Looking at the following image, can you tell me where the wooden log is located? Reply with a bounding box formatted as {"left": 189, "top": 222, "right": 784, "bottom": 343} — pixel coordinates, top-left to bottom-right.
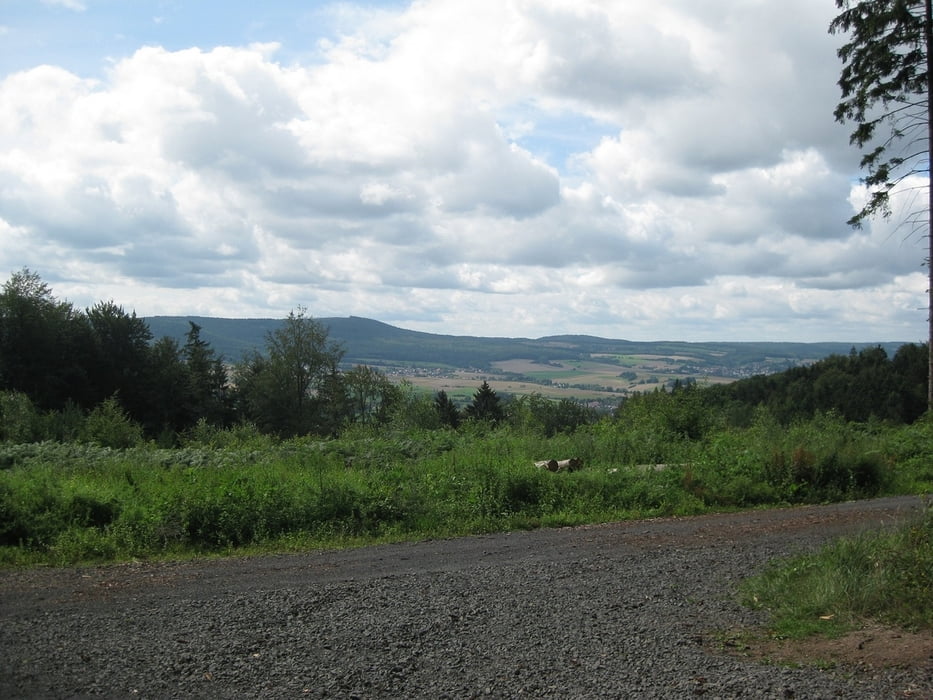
{"left": 534, "top": 458, "right": 582, "bottom": 472}
{"left": 555, "top": 457, "right": 583, "bottom": 472}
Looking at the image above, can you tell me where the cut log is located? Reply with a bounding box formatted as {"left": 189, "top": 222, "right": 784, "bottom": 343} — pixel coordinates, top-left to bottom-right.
{"left": 556, "top": 457, "right": 583, "bottom": 472}
{"left": 534, "top": 458, "right": 583, "bottom": 472}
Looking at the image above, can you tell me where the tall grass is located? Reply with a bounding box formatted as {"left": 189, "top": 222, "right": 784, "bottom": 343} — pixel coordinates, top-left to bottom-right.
{"left": 0, "top": 410, "right": 929, "bottom": 567}
{"left": 740, "top": 503, "right": 932, "bottom": 637}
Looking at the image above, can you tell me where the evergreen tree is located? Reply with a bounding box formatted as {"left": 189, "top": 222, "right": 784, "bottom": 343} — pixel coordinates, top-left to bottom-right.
{"left": 830, "top": 0, "right": 933, "bottom": 409}
{"left": 0, "top": 269, "right": 94, "bottom": 410}
{"left": 85, "top": 300, "right": 153, "bottom": 421}
{"left": 433, "top": 389, "right": 461, "bottom": 428}
{"left": 464, "top": 380, "right": 503, "bottom": 424}
{"left": 147, "top": 336, "right": 191, "bottom": 437}
{"left": 182, "top": 322, "right": 229, "bottom": 427}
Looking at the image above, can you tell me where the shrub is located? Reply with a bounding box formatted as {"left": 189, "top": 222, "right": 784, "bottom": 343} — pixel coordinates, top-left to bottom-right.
{"left": 0, "top": 391, "right": 38, "bottom": 443}
{"left": 38, "top": 402, "right": 85, "bottom": 443}
{"left": 501, "top": 471, "right": 546, "bottom": 512}
{"left": 66, "top": 493, "right": 121, "bottom": 529}
{"left": 182, "top": 419, "right": 274, "bottom": 450}
{"left": 0, "top": 476, "right": 63, "bottom": 549}
{"left": 80, "top": 396, "right": 144, "bottom": 449}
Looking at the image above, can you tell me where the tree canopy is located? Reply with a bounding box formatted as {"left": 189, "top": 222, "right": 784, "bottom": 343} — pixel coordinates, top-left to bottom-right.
{"left": 0, "top": 270, "right": 928, "bottom": 446}
{"left": 464, "top": 380, "right": 504, "bottom": 424}
{"left": 234, "top": 307, "right": 345, "bottom": 437}
{"left": 830, "top": 0, "right": 933, "bottom": 409}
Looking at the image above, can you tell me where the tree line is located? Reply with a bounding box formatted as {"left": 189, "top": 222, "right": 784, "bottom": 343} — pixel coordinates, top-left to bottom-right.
{"left": 0, "top": 270, "right": 417, "bottom": 441}
{"left": 612, "top": 342, "right": 928, "bottom": 447}
{"left": 0, "top": 269, "right": 928, "bottom": 447}
{"left": 0, "top": 270, "right": 599, "bottom": 443}
{"left": 708, "top": 344, "right": 928, "bottom": 425}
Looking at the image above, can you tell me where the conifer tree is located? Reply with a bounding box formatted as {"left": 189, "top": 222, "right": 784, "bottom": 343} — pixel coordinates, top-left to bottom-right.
{"left": 830, "top": 0, "right": 933, "bottom": 409}
{"left": 433, "top": 389, "right": 461, "bottom": 428}
{"left": 464, "top": 380, "right": 503, "bottom": 424}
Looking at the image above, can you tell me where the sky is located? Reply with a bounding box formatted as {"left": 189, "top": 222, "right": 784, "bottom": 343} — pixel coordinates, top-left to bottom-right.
{"left": 0, "top": 0, "right": 927, "bottom": 343}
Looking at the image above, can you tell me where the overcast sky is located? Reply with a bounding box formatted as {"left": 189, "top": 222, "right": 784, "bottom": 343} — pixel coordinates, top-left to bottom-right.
{"left": 0, "top": 0, "right": 927, "bottom": 342}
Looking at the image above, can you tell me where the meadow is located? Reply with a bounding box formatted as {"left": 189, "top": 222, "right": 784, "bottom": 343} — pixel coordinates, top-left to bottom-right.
{"left": 2, "top": 408, "right": 930, "bottom": 568}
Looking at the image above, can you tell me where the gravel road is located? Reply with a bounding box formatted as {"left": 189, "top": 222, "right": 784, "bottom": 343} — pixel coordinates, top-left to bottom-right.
{"left": 1, "top": 495, "right": 930, "bottom": 699}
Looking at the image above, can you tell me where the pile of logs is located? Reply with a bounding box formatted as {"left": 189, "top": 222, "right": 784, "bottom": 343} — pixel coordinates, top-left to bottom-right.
{"left": 533, "top": 457, "right": 583, "bottom": 472}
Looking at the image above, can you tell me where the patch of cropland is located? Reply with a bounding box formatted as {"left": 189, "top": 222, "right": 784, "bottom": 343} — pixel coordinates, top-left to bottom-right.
{"left": 145, "top": 315, "right": 906, "bottom": 404}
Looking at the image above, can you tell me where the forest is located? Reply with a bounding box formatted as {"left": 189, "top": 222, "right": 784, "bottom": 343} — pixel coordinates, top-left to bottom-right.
{"left": 0, "top": 268, "right": 930, "bottom": 566}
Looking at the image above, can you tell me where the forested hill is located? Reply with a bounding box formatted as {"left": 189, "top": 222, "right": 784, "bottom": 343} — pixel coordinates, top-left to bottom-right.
{"left": 145, "top": 315, "right": 907, "bottom": 374}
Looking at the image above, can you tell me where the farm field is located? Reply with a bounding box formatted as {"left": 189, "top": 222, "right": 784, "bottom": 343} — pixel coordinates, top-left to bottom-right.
{"left": 388, "top": 355, "right": 737, "bottom": 407}
{"left": 400, "top": 369, "right": 616, "bottom": 402}
{"left": 492, "top": 357, "right": 736, "bottom": 390}
{"left": 140, "top": 315, "right": 911, "bottom": 409}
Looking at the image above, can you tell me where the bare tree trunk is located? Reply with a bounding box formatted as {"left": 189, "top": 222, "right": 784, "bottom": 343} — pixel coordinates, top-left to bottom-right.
{"left": 923, "top": 0, "right": 933, "bottom": 411}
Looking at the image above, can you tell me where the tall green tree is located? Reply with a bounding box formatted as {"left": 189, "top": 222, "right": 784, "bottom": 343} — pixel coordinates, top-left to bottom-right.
{"left": 464, "top": 380, "right": 503, "bottom": 424}
{"left": 433, "top": 389, "right": 461, "bottom": 428}
{"left": 830, "top": 0, "right": 933, "bottom": 409}
{"left": 344, "top": 365, "right": 399, "bottom": 426}
{"left": 0, "top": 269, "right": 94, "bottom": 409}
{"left": 182, "top": 322, "right": 229, "bottom": 427}
{"left": 233, "top": 350, "right": 277, "bottom": 433}
{"left": 234, "top": 308, "right": 344, "bottom": 436}
{"left": 147, "top": 335, "right": 190, "bottom": 437}
{"left": 85, "top": 301, "right": 153, "bottom": 419}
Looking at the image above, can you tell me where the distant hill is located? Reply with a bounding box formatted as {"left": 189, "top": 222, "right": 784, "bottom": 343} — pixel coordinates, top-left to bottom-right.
{"left": 145, "top": 315, "right": 907, "bottom": 374}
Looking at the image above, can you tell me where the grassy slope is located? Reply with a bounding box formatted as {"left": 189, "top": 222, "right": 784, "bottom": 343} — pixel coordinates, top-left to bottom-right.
{"left": 741, "top": 503, "right": 932, "bottom": 636}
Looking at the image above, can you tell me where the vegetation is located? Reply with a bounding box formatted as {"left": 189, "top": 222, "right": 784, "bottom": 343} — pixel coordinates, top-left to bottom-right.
{"left": 0, "top": 269, "right": 930, "bottom": 640}
{"left": 830, "top": 0, "right": 933, "bottom": 409}
{"left": 741, "top": 502, "right": 932, "bottom": 637}
{"left": 0, "top": 395, "right": 930, "bottom": 567}
{"left": 463, "top": 380, "right": 504, "bottom": 424}
{"left": 234, "top": 308, "right": 347, "bottom": 437}
{"left": 2, "top": 2, "right": 930, "bottom": 645}
{"left": 145, "top": 315, "right": 905, "bottom": 378}
{"left": 705, "top": 344, "right": 927, "bottom": 425}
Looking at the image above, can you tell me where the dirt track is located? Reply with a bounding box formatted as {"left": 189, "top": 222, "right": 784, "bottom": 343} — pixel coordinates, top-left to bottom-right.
{"left": 1, "top": 496, "right": 930, "bottom": 698}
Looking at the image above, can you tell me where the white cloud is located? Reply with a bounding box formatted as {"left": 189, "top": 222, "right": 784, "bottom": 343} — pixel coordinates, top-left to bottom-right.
{"left": 0, "top": 0, "right": 926, "bottom": 342}
{"left": 41, "top": 0, "right": 86, "bottom": 11}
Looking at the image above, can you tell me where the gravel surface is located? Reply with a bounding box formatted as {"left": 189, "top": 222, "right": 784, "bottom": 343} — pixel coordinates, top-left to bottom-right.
{"left": 1, "top": 495, "right": 930, "bottom": 699}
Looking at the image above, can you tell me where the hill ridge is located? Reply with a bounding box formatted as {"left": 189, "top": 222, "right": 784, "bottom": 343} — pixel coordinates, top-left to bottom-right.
{"left": 145, "top": 314, "right": 906, "bottom": 370}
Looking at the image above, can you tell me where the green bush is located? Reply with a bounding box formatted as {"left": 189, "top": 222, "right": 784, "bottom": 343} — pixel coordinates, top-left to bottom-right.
{"left": 182, "top": 419, "right": 274, "bottom": 450}
{"left": 0, "top": 474, "right": 73, "bottom": 549}
{"left": 0, "top": 412, "right": 928, "bottom": 566}
{"left": 66, "top": 493, "right": 120, "bottom": 529}
{"left": 0, "top": 481, "right": 33, "bottom": 546}
{"left": 0, "top": 391, "right": 38, "bottom": 443}
{"left": 37, "top": 402, "right": 85, "bottom": 443}
{"left": 80, "top": 396, "right": 144, "bottom": 449}
{"left": 501, "top": 470, "right": 546, "bottom": 512}
{"left": 879, "top": 414, "right": 933, "bottom": 492}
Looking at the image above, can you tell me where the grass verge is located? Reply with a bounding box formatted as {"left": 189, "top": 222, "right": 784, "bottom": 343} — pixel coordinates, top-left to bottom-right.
{"left": 740, "top": 500, "right": 932, "bottom": 638}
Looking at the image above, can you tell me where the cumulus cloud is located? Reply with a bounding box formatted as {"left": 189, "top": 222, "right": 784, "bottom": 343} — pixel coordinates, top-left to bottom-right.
{"left": 0, "top": 0, "right": 926, "bottom": 341}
